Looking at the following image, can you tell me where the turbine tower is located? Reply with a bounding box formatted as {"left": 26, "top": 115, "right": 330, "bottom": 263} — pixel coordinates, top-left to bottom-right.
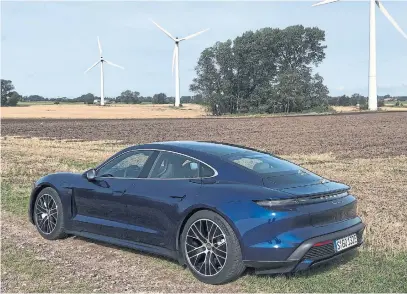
{"left": 84, "top": 37, "right": 124, "bottom": 106}
{"left": 150, "top": 20, "right": 209, "bottom": 107}
{"left": 313, "top": 0, "right": 407, "bottom": 111}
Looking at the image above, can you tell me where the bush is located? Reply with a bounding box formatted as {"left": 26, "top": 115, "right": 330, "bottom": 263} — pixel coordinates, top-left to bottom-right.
{"left": 7, "top": 92, "right": 20, "bottom": 106}
{"left": 54, "top": 101, "right": 60, "bottom": 105}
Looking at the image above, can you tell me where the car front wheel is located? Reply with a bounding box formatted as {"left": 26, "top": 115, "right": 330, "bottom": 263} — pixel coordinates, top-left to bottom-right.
{"left": 33, "top": 187, "right": 67, "bottom": 240}
{"left": 181, "top": 210, "right": 245, "bottom": 284}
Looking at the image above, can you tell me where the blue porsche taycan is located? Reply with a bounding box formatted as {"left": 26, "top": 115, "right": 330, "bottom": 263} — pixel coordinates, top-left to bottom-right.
{"left": 29, "top": 141, "right": 364, "bottom": 284}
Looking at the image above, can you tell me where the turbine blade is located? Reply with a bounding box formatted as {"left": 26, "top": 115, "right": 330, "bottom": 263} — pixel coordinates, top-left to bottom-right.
{"left": 105, "top": 60, "right": 124, "bottom": 70}
{"left": 84, "top": 61, "right": 100, "bottom": 73}
{"left": 97, "top": 36, "right": 102, "bottom": 56}
{"left": 312, "top": 0, "right": 339, "bottom": 7}
{"left": 172, "top": 45, "right": 177, "bottom": 75}
{"left": 179, "top": 28, "right": 210, "bottom": 41}
{"left": 376, "top": 0, "right": 407, "bottom": 40}
{"left": 150, "top": 19, "right": 175, "bottom": 41}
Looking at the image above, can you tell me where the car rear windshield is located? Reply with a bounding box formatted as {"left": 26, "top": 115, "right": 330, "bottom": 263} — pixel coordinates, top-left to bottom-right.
{"left": 224, "top": 152, "right": 299, "bottom": 174}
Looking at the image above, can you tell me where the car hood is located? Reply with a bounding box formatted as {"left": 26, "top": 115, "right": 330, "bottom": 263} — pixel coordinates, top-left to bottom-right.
{"left": 262, "top": 170, "right": 349, "bottom": 197}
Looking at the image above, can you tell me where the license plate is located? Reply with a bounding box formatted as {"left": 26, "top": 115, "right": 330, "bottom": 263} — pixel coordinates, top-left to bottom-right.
{"left": 335, "top": 233, "right": 358, "bottom": 252}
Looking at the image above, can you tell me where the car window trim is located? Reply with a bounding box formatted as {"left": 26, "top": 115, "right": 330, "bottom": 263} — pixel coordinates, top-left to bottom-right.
{"left": 96, "top": 148, "right": 218, "bottom": 180}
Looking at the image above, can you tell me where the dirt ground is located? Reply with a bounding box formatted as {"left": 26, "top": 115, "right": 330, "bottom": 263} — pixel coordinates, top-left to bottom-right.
{"left": 2, "top": 112, "right": 407, "bottom": 292}
{"left": 2, "top": 112, "right": 407, "bottom": 159}
{"left": 0, "top": 103, "right": 207, "bottom": 119}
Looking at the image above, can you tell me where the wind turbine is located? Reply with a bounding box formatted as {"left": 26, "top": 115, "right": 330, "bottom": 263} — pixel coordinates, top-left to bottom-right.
{"left": 84, "top": 37, "right": 124, "bottom": 106}
{"left": 150, "top": 20, "right": 209, "bottom": 107}
{"left": 313, "top": 0, "right": 407, "bottom": 111}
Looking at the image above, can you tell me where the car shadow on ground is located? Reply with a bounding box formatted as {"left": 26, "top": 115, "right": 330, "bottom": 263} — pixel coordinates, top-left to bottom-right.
{"left": 72, "top": 236, "right": 183, "bottom": 267}
{"left": 243, "top": 250, "right": 359, "bottom": 279}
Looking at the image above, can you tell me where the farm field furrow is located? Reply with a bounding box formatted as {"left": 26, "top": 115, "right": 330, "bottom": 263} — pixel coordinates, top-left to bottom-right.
{"left": 2, "top": 112, "right": 407, "bottom": 159}
{"left": 2, "top": 112, "right": 407, "bottom": 292}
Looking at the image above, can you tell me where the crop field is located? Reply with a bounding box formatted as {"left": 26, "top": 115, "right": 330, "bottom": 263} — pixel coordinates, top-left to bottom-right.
{"left": 1, "top": 112, "right": 407, "bottom": 292}
{"left": 0, "top": 103, "right": 207, "bottom": 119}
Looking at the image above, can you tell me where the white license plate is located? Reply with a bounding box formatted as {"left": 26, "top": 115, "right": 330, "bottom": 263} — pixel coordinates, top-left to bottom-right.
{"left": 335, "top": 233, "right": 358, "bottom": 252}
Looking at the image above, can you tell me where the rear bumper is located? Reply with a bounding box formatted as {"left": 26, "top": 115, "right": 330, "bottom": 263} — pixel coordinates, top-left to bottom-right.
{"left": 244, "top": 222, "right": 365, "bottom": 275}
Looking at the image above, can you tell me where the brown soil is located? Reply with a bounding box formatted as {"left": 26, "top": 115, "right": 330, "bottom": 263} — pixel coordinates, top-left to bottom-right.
{"left": 2, "top": 112, "right": 407, "bottom": 159}
{"left": 1, "top": 212, "right": 241, "bottom": 293}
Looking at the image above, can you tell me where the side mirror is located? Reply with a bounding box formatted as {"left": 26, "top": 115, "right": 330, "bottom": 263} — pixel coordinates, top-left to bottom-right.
{"left": 85, "top": 169, "right": 96, "bottom": 181}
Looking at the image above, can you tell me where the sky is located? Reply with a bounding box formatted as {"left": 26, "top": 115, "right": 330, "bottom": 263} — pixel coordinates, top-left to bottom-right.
{"left": 1, "top": 0, "right": 407, "bottom": 99}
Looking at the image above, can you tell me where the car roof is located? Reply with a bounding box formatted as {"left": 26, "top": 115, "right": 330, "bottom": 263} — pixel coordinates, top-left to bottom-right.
{"left": 132, "top": 141, "right": 261, "bottom": 157}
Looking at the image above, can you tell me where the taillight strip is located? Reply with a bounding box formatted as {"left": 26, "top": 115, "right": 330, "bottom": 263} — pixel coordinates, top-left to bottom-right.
{"left": 313, "top": 240, "right": 333, "bottom": 247}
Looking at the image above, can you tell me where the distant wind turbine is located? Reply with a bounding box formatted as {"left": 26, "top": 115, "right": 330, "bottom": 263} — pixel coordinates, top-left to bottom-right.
{"left": 312, "top": 0, "right": 407, "bottom": 111}
{"left": 150, "top": 19, "right": 209, "bottom": 107}
{"left": 84, "top": 37, "right": 124, "bottom": 106}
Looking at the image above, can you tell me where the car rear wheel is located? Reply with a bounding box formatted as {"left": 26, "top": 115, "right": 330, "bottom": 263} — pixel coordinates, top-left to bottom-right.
{"left": 33, "top": 187, "right": 67, "bottom": 240}
{"left": 181, "top": 210, "right": 245, "bottom": 284}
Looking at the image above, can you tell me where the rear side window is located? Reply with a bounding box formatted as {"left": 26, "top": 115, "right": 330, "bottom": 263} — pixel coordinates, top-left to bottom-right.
{"left": 225, "top": 152, "right": 299, "bottom": 174}
{"left": 200, "top": 164, "right": 215, "bottom": 178}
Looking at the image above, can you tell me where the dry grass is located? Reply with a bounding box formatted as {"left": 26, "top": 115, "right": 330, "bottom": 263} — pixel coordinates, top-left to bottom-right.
{"left": 0, "top": 103, "right": 207, "bottom": 119}
{"left": 332, "top": 105, "right": 407, "bottom": 112}
{"left": 2, "top": 136, "right": 406, "bottom": 251}
{"left": 289, "top": 153, "right": 407, "bottom": 252}
{"left": 1, "top": 136, "right": 406, "bottom": 292}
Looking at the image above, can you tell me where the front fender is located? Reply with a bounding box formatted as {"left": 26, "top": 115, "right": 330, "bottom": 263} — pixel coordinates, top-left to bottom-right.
{"left": 28, "top": 172, "right": 83, "bottom": 224}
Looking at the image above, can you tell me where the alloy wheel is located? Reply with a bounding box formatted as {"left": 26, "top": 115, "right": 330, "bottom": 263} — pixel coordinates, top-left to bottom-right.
{"left": 185, "top": 219, "right": 227, "bottom": 276}
{"left": 35, "top": 193, "right": 58, "bottom": 234}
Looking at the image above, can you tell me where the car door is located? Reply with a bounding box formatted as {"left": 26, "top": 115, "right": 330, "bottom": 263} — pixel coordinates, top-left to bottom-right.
{"left": 70, "top": 150, "right": 156, "bottom": 238}
{"left": 120, "top": 151, "right": 215, "bottom": 251}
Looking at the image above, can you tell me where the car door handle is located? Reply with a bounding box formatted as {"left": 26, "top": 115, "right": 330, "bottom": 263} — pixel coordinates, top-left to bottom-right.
{"left": 169, "top": 195, "right": 186, "bottom": 200}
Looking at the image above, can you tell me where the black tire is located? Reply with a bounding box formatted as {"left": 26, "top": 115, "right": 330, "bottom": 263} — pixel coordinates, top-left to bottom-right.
{"left": 180, "top": 210, "right": 245, "bottom": 284}
{"left": 33, "top": 187, "right": 67, "bottom": 240}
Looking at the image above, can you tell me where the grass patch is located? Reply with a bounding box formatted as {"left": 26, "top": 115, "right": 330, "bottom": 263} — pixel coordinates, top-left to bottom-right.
{"left": 240, "top": 251, "right": 407, "bottom": 292}
{"left": 1, "top": 183, "right": 31, "bottom": 216}
{"left": 1, "top": 239, "right": 94, "bottom": 292}
{"left": 1, "top": 136, "right": 407, "bottom": 292}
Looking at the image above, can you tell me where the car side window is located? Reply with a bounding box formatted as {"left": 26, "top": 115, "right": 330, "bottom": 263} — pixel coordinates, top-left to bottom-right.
{"left": 148, "top": 152, "right": 214, "bottom": 179}
{"left": 97, "top": 150, "right": 153, "bottom": 178}
{"left": 200, "top": 164, "right": 215, "bottom": 178}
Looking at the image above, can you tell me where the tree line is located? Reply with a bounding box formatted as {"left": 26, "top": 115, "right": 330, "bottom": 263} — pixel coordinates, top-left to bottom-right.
{"left": 1, "top": 80, "right": 204, "bottom": 106}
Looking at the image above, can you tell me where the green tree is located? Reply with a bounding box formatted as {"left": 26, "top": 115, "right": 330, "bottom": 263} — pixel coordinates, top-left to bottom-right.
{"left": 152, "top": 93, "right": 167, "bottom": 104}
{"left": 25, "top": 95, "right": 46, "bottom": 102}
{"left": 7, "top": 91, "right": 21, "bottom": 106}
{"left": 190, "top": 25, "right": 328, "bottom": 115}
{"left": 1, "top": 79, "right": 15, "bottom": 106}
{"left": 116, "top": 90, "right": 140, "bottom": 104}
{"left": 77, "top": 93, "right": 96, "bottom": 104}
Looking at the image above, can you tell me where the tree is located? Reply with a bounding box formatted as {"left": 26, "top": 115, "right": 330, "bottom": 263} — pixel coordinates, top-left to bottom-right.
{"left": 1, "top": 79, "right": 15, "bottom": 106}
{"left": 1, "top": 79, "right": 23, "bottom": 106}
{"left": 190, "top": 25, "right": 328, "bottom": 115}
{"left": 116, "top": 90, "right": 141, "bottom": 104}
{"left": 152, "top": 93, "right": 167, "bottom": 104}
{"left": 25, "top": 95, "right": 46, "bottom": 102}
{"left": 76, "top": 93, "right": 96, "bottom": 104}
{"left": 8, "top": 91, "right": 21, "bottom": 106}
